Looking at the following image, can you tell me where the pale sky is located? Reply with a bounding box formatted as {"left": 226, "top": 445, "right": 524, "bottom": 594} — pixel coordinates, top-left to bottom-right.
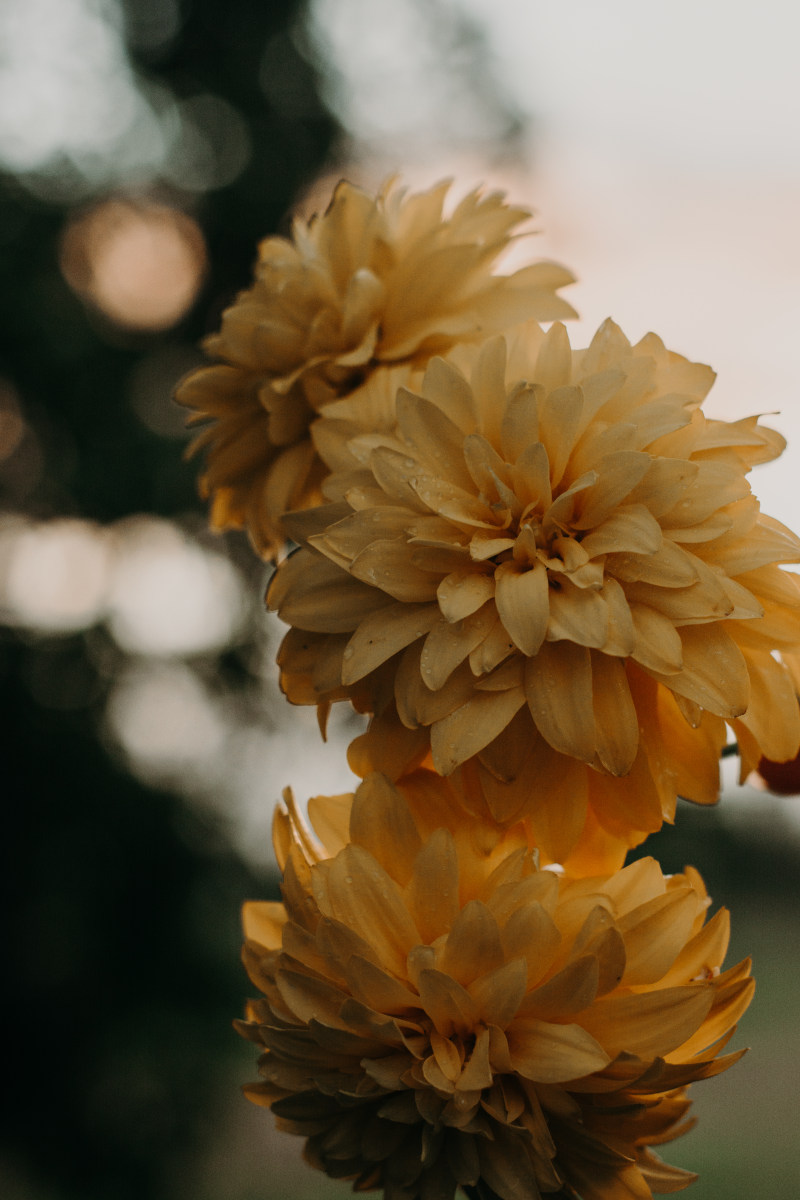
{"left": 311, "top": 0, "right": 800, "bottom": 529}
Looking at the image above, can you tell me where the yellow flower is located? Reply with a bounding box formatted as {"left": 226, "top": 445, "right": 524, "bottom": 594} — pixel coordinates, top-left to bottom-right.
{"left": 270, "top": 319, "right": 800, "bottom": 859}
{"left": 176, "top": 178, "right": 576, "bottom": 558}
{"left": 238, "top": 773, "right": 752, "bottom": 1200}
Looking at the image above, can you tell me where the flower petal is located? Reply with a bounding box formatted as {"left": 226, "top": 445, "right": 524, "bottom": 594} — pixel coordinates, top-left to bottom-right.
{"left": 342, "top": 603, "right": 438, "bottom": 683}
{"left": 592, "top": 654, "right": 639, "bottom": 776}
{"left": 431, "top": 687, "right": 527, "bottom": 773}
{"left": 507, "top": 1018, "right": 611, "bottom": 1083}
{"left": 524, "top": 641, "right": 596, "bottom": 763}
{"left": 495, "top": 559, "right": 550, "bottom": 656}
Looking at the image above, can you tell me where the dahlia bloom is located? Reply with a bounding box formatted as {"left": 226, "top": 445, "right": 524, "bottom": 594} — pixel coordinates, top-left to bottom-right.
{"left": 238, "top": 773, "right": 752, "bottom": 1200}
{"left": 176, "top": 178, "right": 576, "bottom": 558}
{"left": 270, "top": 319, "right": 800, "bottom": 858}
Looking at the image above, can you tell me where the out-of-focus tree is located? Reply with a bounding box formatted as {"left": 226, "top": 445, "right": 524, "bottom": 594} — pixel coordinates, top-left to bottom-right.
{"left": 0, "top": 3, "right": 339, "bottom": 1197}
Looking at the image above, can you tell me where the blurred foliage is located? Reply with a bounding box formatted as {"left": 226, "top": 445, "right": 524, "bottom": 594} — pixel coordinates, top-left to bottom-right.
{"left": 1, "top": 1, "right": 336, "bottom": 1197}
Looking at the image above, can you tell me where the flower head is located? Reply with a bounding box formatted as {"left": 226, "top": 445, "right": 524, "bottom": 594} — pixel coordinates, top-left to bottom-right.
{"left": 238, "top": 773, "right": 752, "bottom": 1200}
{"left": 270, "top": 319, "right": 800, "bottom": 859}
{"left": 177, "top": 178, "right": 576, "bottom": 558}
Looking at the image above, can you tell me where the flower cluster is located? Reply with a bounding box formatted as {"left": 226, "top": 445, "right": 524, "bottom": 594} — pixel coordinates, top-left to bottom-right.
{"left": 238, "top": 776, "right": 752, "bottom": 1200}
{"left": 269, "top": 319, "right": 800, "bottom": 861}
{"left": 176, "top": 179, "right": 575, "bottom": 558}
{"left": 174, "top": 176, "right": 798, "bottom": 1199}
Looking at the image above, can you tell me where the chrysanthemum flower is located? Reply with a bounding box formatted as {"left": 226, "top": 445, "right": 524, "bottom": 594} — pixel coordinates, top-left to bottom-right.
{"left": 269, "top": 319, "right": 800, "bottom": 858}
{"left": 238, "top": 773, "right": 752, "bottom": 1200}
{"left": 176, "top": 178, "right": 576, "bottom": 558}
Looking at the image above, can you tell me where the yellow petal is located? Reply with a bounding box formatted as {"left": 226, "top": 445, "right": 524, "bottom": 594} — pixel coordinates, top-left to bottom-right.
{"left": 579, "top": 505, "right": 663, "bottom": 559}
{"left": 275, "top": 968, "right": 350, "bottom": 1029}
{"left": 547, "top": 579, "right": 609, "bottom": 649}
{"left": 539, "top": 385, "right": 585, "bottom": 487}
{"left": 534, "top": 321, "right": 573, "bottom": 394}
{"left": 524, "top": 641, "right": 596, "bottom": 763}
{"left": 607, "top": 539, "right": 699, "bottom": 588}
{"left": 419, "top": 356, "right": 477, "bottom": 432}
{"left": 307, "top": 792, "right": 352, "bottom": 857}
{"left": 468, "top": 613, "right": 517, "bottom": 675}
{"left": 511, "top": 439, "right": 552, "bottom": 510}
{"left": 507, "top": 1018, "right": 611, "bottom": 1083}
{"left": 242, "top": 900, "right": 286, "bottom": 950}
{"left": 457, "top": 1026, "right": 494, "bottom": 1091}
{"left": 349, "top": 773, "right": 423, "bottom": 885}
{"left": 468, "top": 959, "right": 528, "bottom": 1028}
{"left": 600, "top": 577, "right": 636, "bottom": 657}
{"left": 476, "top": 1123, "right": 547, "bottom": 1200}
{"left": 345, "top": 955, "right": 421, "bottom": 1015}
{"left": 421, "top": 603, "right": 497, "bottom": 690}
{"left": 495, "top": 560, "right": 550, "bottom": 656}
{"left": 659, "top": 907, "right": 730, "bottom": 987}
{"left": 629, "top": 604, "right": 684, "bottom": 673}
{"left": 405, "top": 828, "right": 460, "bottom": 943}
{"left": 269, "top": 550, "right": 390, "bottom": 632}
{"left": 527, "top": 751, "right": 590, "bottom": 864}
{"left": 411, "top": 473, "right": 497, "bottom": 527}
{"left": 395, "top": 646, "right": 476, "bottom": 728}
{"left": 431, "top": 687, "right": 526, "bottom": 773}
{"left": 501, "top": 901, "right": 562, "bottom": 987}
{"left": 440, "top": 900, "right": 505, "bottom": 985}
{"left": 469, "top": 335, "right": 508, "bottom": 445}
{"left": 648, "top": 624, "right": 750, "bottom": 716}
{"left": 669, "top": 976, "right": 754, "bottom": 1060}
{"left": 317, "top": 505, "right": 415, "bottom": 562}
{"left": 395, "top": 390, "right": 476, "bottom": 492}
{"left": 500, "top": 382, "right": 542, "bottom": 461}
{"left": 326, "top": 845, "right": 420, "bottom": 978}
{"left": 592, "top": 654, "right": 639, "bottom": 775}
{"left": 579, "top": 985, "right": 713, "bottom": 1058}
{"left": 573, "top": 451, "right": 652, "bottom": 528}
{"left": 417, "top": 968, "right": 480, "bottom": 1038}
{"left": 734, "top": 646, "right": 800, "bottom": 762}
{"left": 437, "top": 569, "right": 496, "bottom": 621}
{"left": 618, "top": 888, "right": 700, "bottom": 986}
{"left": 519, "top": 956, "right": 600, "bottom": 1020}
{"left": 342, "top": 602, "right": 438, "bottom": 683}
{"left": 349, "top": 539, "right": 441, "bottom": 602}
{"left": 626, "top": 456, "right": 699, "bottom": 518}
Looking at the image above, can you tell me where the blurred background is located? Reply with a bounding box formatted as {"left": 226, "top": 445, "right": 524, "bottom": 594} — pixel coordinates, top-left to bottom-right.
{"left": 2, "top": 1, "right": 799, "bottom": 1198}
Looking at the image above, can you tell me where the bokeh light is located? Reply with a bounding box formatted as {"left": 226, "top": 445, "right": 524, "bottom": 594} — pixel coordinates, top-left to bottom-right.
{"left": 1, "top": 517, "right": 111, "bottom": 633}
{"left": 106, "top": 659, "right": 226, "bottom": 782}
{"left": 106, "top": 517, "right": 245, "bottom": 657}
{"left": 60, "top": 199, "right": 207, "bottom": 331}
